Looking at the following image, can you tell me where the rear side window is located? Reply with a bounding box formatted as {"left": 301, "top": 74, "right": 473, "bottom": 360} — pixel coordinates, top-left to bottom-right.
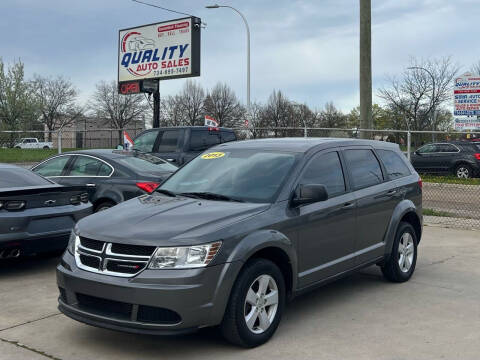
{"left": 376, "top": 149, "right": 411, "bottom": 180}
{"left": 189, "top": 130, "right": 221, "bottom": 151}
{"left": 157, "top": 130, "right": 182, "bottom": 152}
{"left": 134, "top": 130, "right": 160, "bottom": 153}
{"left": 299, "top": 151, "right": 346, "bottom": 197}
{"left": 69, "top": 156, "right": 111, "bottom": 176}
{"left": 33, "top": 156, "right": 70, "bottom": 177}
{"left": 437, "top": 144, "right": 459, "bottom": 153}
{"left": 344, "top": 149, "right": 383, "bottom": 190}
{"left": 0, "top": 168, "right": 52, "bottom": 188}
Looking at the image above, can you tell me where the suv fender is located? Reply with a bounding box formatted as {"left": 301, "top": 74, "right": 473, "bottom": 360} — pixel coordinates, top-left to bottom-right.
{"left": 383, "top": 199, "right": 421, "bottom": 257}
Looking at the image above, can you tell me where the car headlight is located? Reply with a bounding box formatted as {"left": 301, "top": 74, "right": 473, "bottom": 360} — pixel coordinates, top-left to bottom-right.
{"left": 148, "top": 241, "right": 222, "bottom": 269}
{"left": 67, "top": 230, "right": 79, "bottom": 255}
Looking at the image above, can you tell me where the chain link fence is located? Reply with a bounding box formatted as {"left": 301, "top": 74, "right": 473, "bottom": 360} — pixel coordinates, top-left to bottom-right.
{"left": 1, "top": 126, "right": 479, "bottom": 229}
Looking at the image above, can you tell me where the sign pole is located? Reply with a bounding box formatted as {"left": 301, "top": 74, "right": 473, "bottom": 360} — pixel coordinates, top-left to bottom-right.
{"left": 153, "top": 83, "right": 160, "bottom": 128}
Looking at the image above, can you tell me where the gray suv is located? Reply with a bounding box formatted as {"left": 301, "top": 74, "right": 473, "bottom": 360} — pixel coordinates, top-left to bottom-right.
{"left": 57, "top": 138, "right": 422, "bottom": 347}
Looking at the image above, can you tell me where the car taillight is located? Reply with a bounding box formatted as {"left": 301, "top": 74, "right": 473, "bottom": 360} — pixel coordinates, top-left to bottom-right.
{"left": 136, "top": 182, "right": 160, "bottom": 193}
{"left": 474, "top": 153, "right": 480, "bottom": 160}
{"left": 80, "top": 193, "right": 89, "bottom": 203}
{"left": 418, "top": 178, "right": 423, "bottom": 189}
{"left": 70, "top": 195, "right": 81, "bottom": 205}
{"left": 208, "top": 127, "right": 219, "bottom": 131}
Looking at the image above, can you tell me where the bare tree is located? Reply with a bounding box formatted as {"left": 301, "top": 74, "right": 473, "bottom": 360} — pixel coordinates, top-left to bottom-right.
{"left": 247, "top": 102, "right": 268, "bottom": 138}
{"left": 204, "top": 83, "right": 244, "bottom": 127}
{"left": 90, "top": 80, "right": 149, "bottom": 144}
{"left": 0, "top": 59, "right": 37, "bottom": 139}
{"left": 262, "top": 90, "right": 292, "bottom": 137}
{"left": 317, "top": 102, "right": 347, "bottom": 128}
{"left": 471, "top": 61, "right": 480, "bottom": 75}
{"left": 32, "top": 75, "right": 83, "bottom": 141}
{"left": 160, "top": 94, "right": 185, "bottom": 127}
{"left": 178, "top": 80, "right": 205, "bottom": 126}
{"left": 378, "top": 57, "right": 459, "bottom": 134}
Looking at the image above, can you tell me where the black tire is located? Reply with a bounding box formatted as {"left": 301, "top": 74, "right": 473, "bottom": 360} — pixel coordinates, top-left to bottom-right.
{"left": 14, "top": 146, "right": 21, "bottom": 149}
{"left": 43, "top": 146, "right": 50, "bottom": 149}
{"left": 220, "top": 258, "right": 285, "bottom": 348}
{"left": 454, "top": 163, "right": 472, "bottom": 179}
{"left": 94, "top": 200, "right": 116, "bottom": 212}
{"left": 381, "top": 222, "right": 418, "bottom": 283}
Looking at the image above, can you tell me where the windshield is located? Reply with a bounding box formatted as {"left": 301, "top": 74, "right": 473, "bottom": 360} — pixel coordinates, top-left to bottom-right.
{"left": 117, "top": 153, "right": 178, "bottom": 173}
{"left": 159, "top": 149, "right": 298, "bottom": 203}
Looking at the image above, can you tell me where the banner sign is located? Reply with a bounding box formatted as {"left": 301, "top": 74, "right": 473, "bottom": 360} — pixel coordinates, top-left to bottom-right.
{"left": 454, "top": 117, "right": 480, "bottom": 130}
{"left": 454, "top": 74, "right": 480, "bottom": 116}
{"left": 118, "top": 17, "right": 201, "bottom": 85}
{"left": 205, "top": 115, "right": 219, "bottom": 127}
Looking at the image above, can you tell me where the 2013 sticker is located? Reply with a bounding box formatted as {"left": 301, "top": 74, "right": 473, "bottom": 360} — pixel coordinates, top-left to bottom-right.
{"left": 201, "top": 152, "right": 225, "bottom": 159}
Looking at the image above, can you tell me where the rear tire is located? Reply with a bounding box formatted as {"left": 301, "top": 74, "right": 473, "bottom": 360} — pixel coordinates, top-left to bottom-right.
{"left": 220, "top": 258, "right": 285, "bottom": 348}
{"left": 454, "top": 163, "right": 472, "bottom": 179}
{"left": 94, "top": 200, "right": 116, "bottom": 212}
{"left": 43, "top": 146, "right": 50, "bottom": 149}
{"left": 381, "top": 222, "right": 418, "bottom": 283}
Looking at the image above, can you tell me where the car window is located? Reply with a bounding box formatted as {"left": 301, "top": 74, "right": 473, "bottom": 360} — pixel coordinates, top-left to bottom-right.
{"left": 221, "top": 131, "right": 236, "bottom": 143}
{"left": 133, "top": 130, "right": 159, "bottom": 153}
{"left": 344, "top": 149, "right": 384, "bottom": 190}
{"left": 376, "top": 149, "right": 411, "bottom": 180}
{"left": 98, "top": 163, "right": 113, "bottom": 176}
{"left": 0, "top": 168, "right": 52, "bottom": 188}
{"left": 33, "top": 156, "right": 70, "bottom": 177}
{"left": 417, "top": 144, "right": 437, "bottom": 154}
{"left": 189, "top": 130, "right": 221, "bottom": 151}
{"left": 117, "top": 153, "right": 178, "bottom": 173}
{"left": 69, "top": 156, "right": 109, "bottom": 176}
{"left": 299, "top": 151, "right": 346, "bottom": 197}
{"left": 437, "top": 144, "right": 459, "bottom": 153}
{"left": 158, "top": 130, "right": 182, "bottom": 152}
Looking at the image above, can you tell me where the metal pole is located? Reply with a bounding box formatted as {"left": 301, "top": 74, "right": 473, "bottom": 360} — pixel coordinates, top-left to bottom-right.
{"left": 359, "top": 0, "right": 372, "bottom": 139}
{"left": 153, "top": 85, "right": 160, "bottom": 128}
{"left": 206, "top": 4, "right": 250, "bottom": 109}
{"left": 58, "top": 130, "right": 62, "bottom": 154}
{"left": 407, "top": 130, "right": 411, "bottom": 162}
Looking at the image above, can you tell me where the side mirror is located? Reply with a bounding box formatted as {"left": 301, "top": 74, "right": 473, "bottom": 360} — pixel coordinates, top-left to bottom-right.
{"left": 291, "top": 184, "right": 328, "bottom": 207}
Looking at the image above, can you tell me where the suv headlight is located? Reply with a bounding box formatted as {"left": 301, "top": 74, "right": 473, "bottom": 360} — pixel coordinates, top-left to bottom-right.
{"left": 148, "top": 241, "right": 222, "bottom": 269}
{"left": 67, "top": 230, "right": 79, "bottom": 255}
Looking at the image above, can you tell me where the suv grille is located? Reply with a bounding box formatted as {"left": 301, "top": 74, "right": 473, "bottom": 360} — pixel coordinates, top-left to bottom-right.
{"left": 75, "top": 237, "right": 156, "bottom": 277}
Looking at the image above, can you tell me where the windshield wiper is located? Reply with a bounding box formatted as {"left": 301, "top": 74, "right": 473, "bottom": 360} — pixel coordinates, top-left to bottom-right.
{"left": 178, "top": 192, "right": 244, "bottom": 202}
{"left": 155, "top": 189, "right": 177, "bottom": 197}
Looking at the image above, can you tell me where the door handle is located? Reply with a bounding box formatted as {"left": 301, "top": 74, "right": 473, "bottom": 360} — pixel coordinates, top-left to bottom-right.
{"left": 342, "top": 202, "right": 355, "bottom": 209}
{"left": 166, "top": 158, "right": 175, "bottom": 162}
{"left": 386, "top": 189, "right": 397, "bottom": 195}
{"left": 86, "top": 183, "right": 96, "bottom": 187}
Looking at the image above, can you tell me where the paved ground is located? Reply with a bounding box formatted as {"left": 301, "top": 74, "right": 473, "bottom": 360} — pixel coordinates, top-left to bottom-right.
{"left": 1, "top": 226, "right": 479, "bottom": 360}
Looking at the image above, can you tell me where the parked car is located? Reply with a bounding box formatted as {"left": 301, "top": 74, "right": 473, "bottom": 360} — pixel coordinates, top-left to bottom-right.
{"left": 411, "top": 141, "right": 480, "bottom": 178}
{"left": 57, "top": 138, "right": 422, "bottom": 347}
{"left": 14, "top": 138, "right": 53, "bottom": 149}
{"left": 133, "top": 126, "right": 237, "bottom": 166}
{"left": 32, "top": 150, "right": 178, "bottom": 212}
{"left": 0, "top": 164, "right": 91, "bottom": 259}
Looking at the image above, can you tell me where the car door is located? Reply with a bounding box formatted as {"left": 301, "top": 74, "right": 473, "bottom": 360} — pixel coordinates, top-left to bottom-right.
{"left": 411, "top": 143, "right": 441, "bottom": 172}
{"left": 295, "top": 149, "right": 357, "bottom": 287}
{"left": 436, "top": 143, "right": 461, "bottom": 172}
{"left": 32, "top": 155, "right": 74, "bottom": 183}
{"left": 153, "top": 129, "right": 185, "bottom": 165}
{"left": 61, "top": 155, "right": 114, "bottom": 201}
{"left": 342, "top": 147, "right": 397, "bottom": 264}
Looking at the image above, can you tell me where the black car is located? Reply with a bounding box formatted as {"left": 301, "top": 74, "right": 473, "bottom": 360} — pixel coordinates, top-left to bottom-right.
{"left": 57, "top": 138, "right": 422, "bottom": 347}
{"left": 411, "top": 141, "right": 480, "bottom": 178}
{"left": 32, "top": 150, "right": 178, "bottom": 212}
{"left": 0, "top": 164, "right": 92, "bottom": 258}
{"left": 133, "top": 126, "right": 237, "bottom": 166}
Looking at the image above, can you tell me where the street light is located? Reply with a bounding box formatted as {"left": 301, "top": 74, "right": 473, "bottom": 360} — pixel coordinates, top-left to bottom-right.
{"left": 407, "top": 66, "right": 436, "bottom": 140}
{"left": 206, "top": 4, "right": 250, "bottom": 110}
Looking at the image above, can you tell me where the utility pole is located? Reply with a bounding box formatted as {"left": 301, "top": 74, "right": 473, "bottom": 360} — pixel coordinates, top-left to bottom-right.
{"left": 359, "top": 0, "right": 372, "bottom": 138}
{"left": 153, "top": 81, "right": 160, "bottom": 128}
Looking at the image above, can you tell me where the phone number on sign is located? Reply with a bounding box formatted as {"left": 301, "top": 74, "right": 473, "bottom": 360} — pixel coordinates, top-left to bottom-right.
{"left": 153, "top": 67, "right": 190, "bottom": 76}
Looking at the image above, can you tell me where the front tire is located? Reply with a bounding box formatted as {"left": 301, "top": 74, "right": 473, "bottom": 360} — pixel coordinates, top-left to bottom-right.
{"left": 382, "top": 222, "right": 418, "bottom": 282}
{"left": 220, "top": 258, "right": 285, "bottom": 348}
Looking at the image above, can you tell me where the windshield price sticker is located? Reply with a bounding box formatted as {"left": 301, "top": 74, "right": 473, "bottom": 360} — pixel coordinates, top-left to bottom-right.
{"left": 201, "top": 152, "right": 225, "bottom": 160}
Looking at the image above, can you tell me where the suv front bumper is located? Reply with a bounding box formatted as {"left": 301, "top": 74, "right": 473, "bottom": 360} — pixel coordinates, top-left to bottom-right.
{"left": 57, "top": 250, "right": 243, "bottom": 334}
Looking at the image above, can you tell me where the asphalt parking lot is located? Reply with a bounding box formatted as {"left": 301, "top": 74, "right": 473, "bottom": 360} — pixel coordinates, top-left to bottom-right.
{"left": 0, "top": 226, "right": 479, "bottom": 360}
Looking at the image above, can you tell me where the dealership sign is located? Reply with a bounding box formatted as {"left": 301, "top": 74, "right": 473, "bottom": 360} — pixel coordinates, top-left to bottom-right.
{"left": 454, "top": 73, "right": 480, "bottom": 116}
{"left": 118, "top": 17, "right": 201, "bottom": 87}
{"left": 454, "top": 117, "right": 480, "bottom": 130}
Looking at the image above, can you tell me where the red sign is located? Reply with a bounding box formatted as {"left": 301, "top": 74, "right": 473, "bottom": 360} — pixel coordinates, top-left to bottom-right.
{"left": 119, "top": 81, "right": 140, "bottom": 95}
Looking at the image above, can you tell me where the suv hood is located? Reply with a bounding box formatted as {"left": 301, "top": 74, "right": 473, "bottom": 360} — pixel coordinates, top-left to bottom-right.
{"left": 77, "top": 194, "right": 269, "bottom": 246}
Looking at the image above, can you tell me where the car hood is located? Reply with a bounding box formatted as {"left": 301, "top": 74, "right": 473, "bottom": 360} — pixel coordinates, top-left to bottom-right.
{"left": 77, "top": 194, "right": 270, "bottom": 246}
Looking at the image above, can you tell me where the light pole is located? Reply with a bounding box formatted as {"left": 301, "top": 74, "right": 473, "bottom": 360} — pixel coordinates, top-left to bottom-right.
{"left": 408, "top": 66, "right": 436, "bottom": 140}
{"left": 206, "top": 4, "right": 250, "bottom": 110}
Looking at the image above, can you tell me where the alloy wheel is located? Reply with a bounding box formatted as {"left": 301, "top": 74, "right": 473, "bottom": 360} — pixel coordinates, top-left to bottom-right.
{"left": 244, "top": 274, "right": 279, "bottom": 334}
{"left": 456, "top": 167, "right": 470, "bottom": 178}
{"left": 398, "top": 232, "right": 415, "bottom": 273}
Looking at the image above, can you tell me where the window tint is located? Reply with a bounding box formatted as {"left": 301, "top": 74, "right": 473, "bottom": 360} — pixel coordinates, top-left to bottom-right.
{"left": 417, "top": 144, "right": 437, "bottom": 154}
{"left": 69, "top": 156, "right": 109, "bottom": 176}
{"left": 344, "top": 149, "right": 383, "bottom": 189}
{"left": 189, "top": 130, "right": 221, "bottom": 151}
{"left": 221, "top": 131, "right": 236, "bottom": 143}
{"left": 0, "top": 168, "right": 52, "bottom": 188}
{"left": 376, "top": 149, "right": 411, "bottom": 180}
{"left": 437, "top": 144, "right": 459, "bottom": 153}
{"left": 133, "top": 130, "right": 159, "bottom": 153}
{"left": 33, "top": 156, "right": 70, "bottom": 177}
{"left": 158, "top": 130, "right": 181, "bottom": 152}
{"left": 299, "top": 152, "right": 346, "bottom": 197}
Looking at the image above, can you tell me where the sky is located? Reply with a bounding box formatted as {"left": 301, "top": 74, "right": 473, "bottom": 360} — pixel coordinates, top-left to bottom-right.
{"left": 0, "top": 0, "right": 478, "bottom": 112}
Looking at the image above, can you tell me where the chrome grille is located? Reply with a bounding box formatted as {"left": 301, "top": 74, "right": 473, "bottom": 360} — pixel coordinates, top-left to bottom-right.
{"left": 75, "top": 237, "right": 155, "bottom": 277}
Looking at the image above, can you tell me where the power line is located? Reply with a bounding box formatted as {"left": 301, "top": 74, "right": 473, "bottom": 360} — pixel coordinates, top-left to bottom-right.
{"left": 131, "top": 0, "right": 196, "bottom": 18}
